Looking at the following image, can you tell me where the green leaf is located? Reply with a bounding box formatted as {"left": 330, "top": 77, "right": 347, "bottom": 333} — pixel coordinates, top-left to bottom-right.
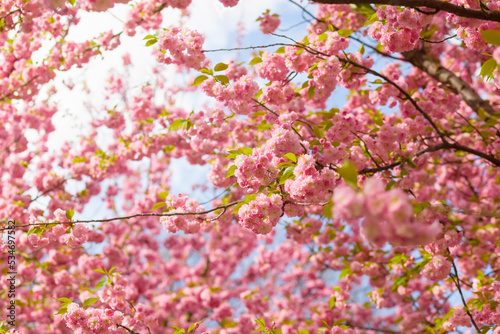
{"left": 27, "top": 227, "right": 39, "bottom": 236}
{"left": 481, "top": 29, "right": 500, "bottom": 45}
{"left": 143, "top": 34, "right": 156, "bottom": 40}
{"left": 82, "top": 297, "right": 99, "bottom": 307}
{"left": 254, "top": 318, "right": 266, "bottom": 332}
{"left": 333, "top": 319, "right": 347, "bottom": 326}
{"left": 220, "top": 319, "right": 238, "bottom": 328}
{"left": 188, "top": 322, "right": 200, "bottom": 333}
{"left": 284, "top": 153, "right": 297, "bottom": 163}
{"left": 395, "top": 316, "right": 404, "bottom": 324}
{"left": 307, "top": 85, "right": 315, "bottom": 99}
{"left": 338, "top": 160, "right": 358, "bottom": 187}
{"left": 65, "top": 209, "right": 74, "bottom": 221}
{"left": 240, "top": 146, "right": 253, "bottom": 155}
{"left": 323, "top": 201, "right": 333, "bottom": 219}
{"left": 214, "top": 75, "right": 229, "bottom": 85}
{"left": 337, "top": 29, "right": 354, "bottom": 37}
{"left": 198, "top": 68, "right": 213, "bottom": 75}
{"left": 276, "top": 161, "right": 295, "bottom": 169}
{"left": 226, "top": 165, "right": 237, "bottom": 178}
{"left": 92, "top": 268, "right": 107, "bottom": 274}
{"left": 329, "top": 296, "right": 336, "bottom": 309}
{"left": 479, "top": 57, "right": 497, "bottom": 80}
{"left": 170, "top": 119, "right": 184, "bottom": 130}
{"left": 255, "top": 89, "right": 263, "bottom": 99}
{"left": 414, "top": 201, "right": 430, "bottom": 214}
{"left": 93, "top": 276, "right": 108, "bottom": 291}
{"left": 55, "top": 307, "right": 68, "bottom": 315}
{"left": 55, "top": 297, "right": 73, "bottom": 304}
{"left": 363, "top": 12, "right": 379, "bottom": 27}
{"left": 73, "top": 157, "right": 88, "bottom": 163}
{"left": 313, "top": 125, "right": 324, "bottom": 139}
{"left": 158, "top": 191, "right": 169, "bottom": 200}
{"left": 279, "top": 166, "right": 295, "bottom": 185}
{"left": 214, "top": 63, "right": 229, "bottom": 71}
{"left": 359, "top": 43, "right": 365, "bottom": 55}
{"left": 249, "top": 57, "right": 263, "bottom": 65}
{"left": 192, "top": 75, "right": 208, "bottom": 86}
{"left": 385, "top": 180, "right": 396, "bottom": 191}
{"left": 339, "top": 268, "right": 351, "bottom": 279}
{"left": 145, "top": 38, "right": 157, "bottom": 47}
{"left": 275, "top": 47, "right": 286, "bottom": 54}
{"left": 423, "top": 325, "right": 436, "bottom": 334}
{"left": 151, "top": 202, "right": 166, "bottom": 211}
{"left": 318, "top": 33, "right": 328, "bottom": 41}
{"left": 479, "top": 326, "right": 491, "bottom": 334}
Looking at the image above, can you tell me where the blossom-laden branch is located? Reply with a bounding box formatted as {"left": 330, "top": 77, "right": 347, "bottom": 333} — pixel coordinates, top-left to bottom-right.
{"left": 0, "top": 201, "right": 242, "bottom": 232}
{"left": 402, "top": 48, "right": 496, "bottom": 121}
{"left": 116, "top": 324, "right": 139, "bottom": 334}
{"left": 206, "top": 40, "right": 500, "bottom": 168}
{"left": 448, "top": 248, "right": 481, "bottom": 332}
{"left": 311, "top": 0, "right": 500, "bottom": 23}
{"left": 359, "top": 141, "right": 500, "bottom": 175}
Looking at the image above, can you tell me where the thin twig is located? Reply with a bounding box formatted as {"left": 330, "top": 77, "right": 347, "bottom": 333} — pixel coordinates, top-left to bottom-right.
{"left": 447, "top": 248, "right": 481, "bottom": 332}
{"left": 0, "top": 201, "right": 241, "bottom": 232}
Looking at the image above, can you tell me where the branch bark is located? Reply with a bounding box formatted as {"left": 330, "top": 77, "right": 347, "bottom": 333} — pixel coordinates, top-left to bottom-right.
{"left": 403, "top": 49, "right": 495, "bottom": 120}
{"left": 359, "top": 141, "right": 500, "bottom": 174}
{"left": 311, "top": 0, "right": 500, "bottom": 23}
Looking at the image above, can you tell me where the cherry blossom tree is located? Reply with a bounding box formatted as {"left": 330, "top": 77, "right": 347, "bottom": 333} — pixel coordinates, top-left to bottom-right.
{"left": 1, "top": 0, "right": 500, "bottom": 333}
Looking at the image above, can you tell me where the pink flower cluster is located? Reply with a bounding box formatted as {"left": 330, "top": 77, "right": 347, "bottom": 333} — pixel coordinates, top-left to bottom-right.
{"left": 367, "top": 6, "right": 429, "bottom": 53}
{"left": 64, "top": 303, "right": 127, "bottom": 334}
{"left": 234, "top": 150, "right": 277, "bottom": 193}
{"left": 442, "top": 308, "right": 471, "bottom": 330}
{"left": 307, "top": 57, "right": 342, "bottom": 106}
{"left": 98, "top": 274, "right": 138, "bottom": 311}
{"left": 333, "top": 178, "right": 442, "bottom": 246}
{"left": 79, "top": 0, "right": 128, "bottom": 12}
{"left": 261, "top": 81, "right": 295, "bottom": 106}
{"left": 308, "top": 30, "right": 349, "bottom": 55}
{"left": 256, "top": 52, "right": 288, "bottom": 81}
{"left": 422, "top": 255, "right": 452, "bottom": 281}
{"left": 156, "top": 27, "right": 208, "bottom": 70}
{"left": 284, "top": 155, "right": 336, "bottom": 203}
{"left": 238, "top": 194, "right": 283, "bottom": 234}
{"left": 263, "top": 122, "right": 305, "bottom": 158}
{"left": 257, "top": 10, "right": 280, "bottom": 34}
{"left": 159, "top": 194, "right": 204, "bottom": 233}
{"left": 218, "top": 0, "right": 239, "bottom": 6}
{"left": 201, "top": 74, "right": 259, "bottom": 115}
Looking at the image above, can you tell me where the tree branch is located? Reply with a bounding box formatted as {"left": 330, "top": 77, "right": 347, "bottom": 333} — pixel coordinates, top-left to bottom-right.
{"left": 359, "top": 141, "right": 500, "bottom": 174}
{"left": 0, "top": 201, "right": 241, "bottom": 232}
{"left": 448, "top": 248, "right": 481, "bottom": 332}
{"left": 403, "top": 48, "right": 495, "bottom": 121}
{"left": 311, "top": 0, "right": 500, "bottom": 23}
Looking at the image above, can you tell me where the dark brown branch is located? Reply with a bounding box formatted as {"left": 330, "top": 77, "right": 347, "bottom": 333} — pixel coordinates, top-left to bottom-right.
{"left": 448, "top": 248, "right": 481, "bottom": 332}
{"left": 0, "top": 201, "right": 241, "bottom": 232}
{"left": 403, "top": 48, "right": 495, "bottom": 121}
{"left": 338, "top": 56, "right": 447, "bottom": 142}
{"left": 28, "top": 179, "right": 68, "bottom": 204}
{"left": 420, "top": 34, "right": 457, "bottom": 44}
{"left": 116, "top": 324, "right": 139, "bottom": 334}
{"left": 345, "top": 323, "right": 402, "bottom": 334}
{"left": 359, "top": 141, "right": 500, "bottom": 174}
{"left": 311, "top": 0, "right": 500, "bottom": 23}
